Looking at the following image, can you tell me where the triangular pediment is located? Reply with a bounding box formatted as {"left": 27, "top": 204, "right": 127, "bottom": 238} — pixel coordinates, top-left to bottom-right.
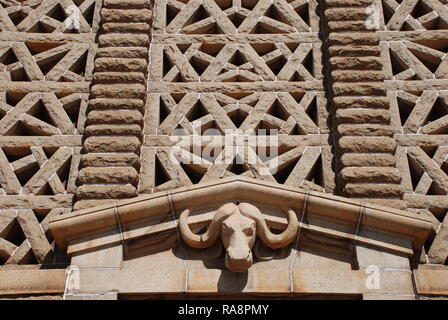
{"left": 50, "top": 177, "right": 432, "bottom": 297}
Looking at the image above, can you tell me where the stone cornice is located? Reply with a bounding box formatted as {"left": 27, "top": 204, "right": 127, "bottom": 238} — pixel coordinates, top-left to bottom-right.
{"left": 50, "top": 177, "right": 432, "bottom": 257}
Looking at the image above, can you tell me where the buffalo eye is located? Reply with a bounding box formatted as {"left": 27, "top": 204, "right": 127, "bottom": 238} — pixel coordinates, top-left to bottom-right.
{"left": 244, "top": 226, "right": 255, "bottom": 237}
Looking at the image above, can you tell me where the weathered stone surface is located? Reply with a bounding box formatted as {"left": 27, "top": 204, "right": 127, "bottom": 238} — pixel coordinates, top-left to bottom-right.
{"left": 329, "top": 45, "right": 381, "bottom": 57}
{"left": 91, "top": 84, "right": 146, "bottom": 99}
{"left": 0, "top": 269, "right": 65, "bottom": 295}
{"left": 97, "top": 47, "right": 148, "bottom": 59}
{"left": 95, "top": 58, "right": 148, "bottom": 73}
{"left": 333, "top": 96, "right": 389, "bottom": 109}
{"left": 89, "top": 98, "right": 144, "bottom": 110}
{"left": 104, "top": 0, "right": 150, "bottom": 9}
{"left": 338, "top": 137, "right": 396, "bottom": 153}
{"left": 74, "top": 199, "right": 119, "bottom": 211}
{"left": 94, "top": 72, "right": 146, "bottom": 84}
{"left": 339, "top": 167, "right": 402, "bottom": 184}
{"left": 76, "top": 185, "right": 138, "bottom": 199}
{"left": 101, "top": 9, "right": 152, "bottom": 23}
{"left": 343, "top": 183, "right": 404, "bottom": 198}
{"left": 87, "top": 110, "right": 143, "bottom": 125}
{"left": 78, "top": 167, "right": 139, "bottom": 185}
{"left": 337, "top": 124, "right": 394, "bottom": 137}
{"left": 102, "top": 23, "right": 150, "bottom": 33}
{"left": 331, "top": 70, "right": 385, "bottom": 82}
{"left": 99, "top": 34, "right": 149, "bottom": 47}
{"left": 428, "top": 213, "right": 448, "bottom": 264}
{"left": 330, "top": 57, "right": 383, "bottom": 70}
{"left": 325, "top": 8, "right": 371, "bottom": 21}
{"left": 414, "top": 266, "right": 448, "bottom": 296}
{"left": 326, "top": 0, "right": 373, "bottom": 7}
{"left": 329, "top": 33, "right": 379, "bottom": 46}
{"left": 83, "top": 137, "right": 141, "bottom": 153}
{"left": 335, "top": 109, "right": 390, "bottom": 124}
{"left": 333, "top": 82, "right": 387, "bottom": 96}
{"left": 81, "top": 153, "right": 141, "bottom": 169}
{"left": 328, "top": 21, "right": 370, "bottom": 32}
{"left": 340, "top": 154, "right": 397, "bottom": 167}
{"left": 85, "top": 124, "right": 142, "bottom": 136}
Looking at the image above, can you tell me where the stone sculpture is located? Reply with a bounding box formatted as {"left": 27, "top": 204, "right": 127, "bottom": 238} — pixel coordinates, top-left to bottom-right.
{"left": 178, "top": 202, "right": 299, "bottom": 272}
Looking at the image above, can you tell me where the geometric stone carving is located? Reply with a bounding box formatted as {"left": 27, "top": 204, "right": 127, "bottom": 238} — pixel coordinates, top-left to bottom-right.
{"left": 0, "top": 0, "right": 99, "bottom": 267}
{"left": 150, "top": 43, "right": 320, "bottom": 83}
{"left": 154, "top": 0, "right": 318, "bottom": 34}
{"left": 0, "top": 0, "right": 100, "bottom": 33}
{"left": 0, "top": 42, "right": 93, "bottom": 82}
{"left": 381, "top": 0, "right": 448, "bottom": 31}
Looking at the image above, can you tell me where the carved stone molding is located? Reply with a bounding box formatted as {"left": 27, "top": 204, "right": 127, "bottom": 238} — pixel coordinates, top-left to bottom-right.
{"left": 47, "top": 176, "right": 434, "bottom": 298}
{"left": 50, "top": 176, "right": 431, "bottom": 258}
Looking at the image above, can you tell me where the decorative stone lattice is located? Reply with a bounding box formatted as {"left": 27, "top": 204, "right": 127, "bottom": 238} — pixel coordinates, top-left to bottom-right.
{"left": 0, "top": 0, "right": 100, "bottom": 265}
{"left": 140, "top": 0, "right": 335, "bottom": 195}
{"left": 1, "top": 0, "right": 447, "bottom": 269}
{"left": 377, "top": 0, "right": 448, "bottom": 264}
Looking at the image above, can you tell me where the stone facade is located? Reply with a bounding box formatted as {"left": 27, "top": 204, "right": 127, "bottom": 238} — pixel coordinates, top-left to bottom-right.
{"left": 0, "top": 0, "right": 447, "bottom": 299}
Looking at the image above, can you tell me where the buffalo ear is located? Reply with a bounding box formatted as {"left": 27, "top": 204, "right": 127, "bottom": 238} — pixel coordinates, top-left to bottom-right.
{"left": 253, "top": 240, "right": 276, "bottom": 261}
{"left": 200, "top": 241, "right": 223, "bottom": 260}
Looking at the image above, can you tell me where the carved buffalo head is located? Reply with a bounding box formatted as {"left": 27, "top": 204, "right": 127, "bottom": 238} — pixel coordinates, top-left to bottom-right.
{"left": 178, "top": 203, "right": 299, "bottom": 272}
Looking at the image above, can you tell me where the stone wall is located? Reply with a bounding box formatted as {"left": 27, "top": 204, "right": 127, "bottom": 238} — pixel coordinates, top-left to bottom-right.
{"left": 0, "top": 0, "right": 101, "bottom": 265}
{"left": 0, "top": 0, "right": 447, "bottom": 298}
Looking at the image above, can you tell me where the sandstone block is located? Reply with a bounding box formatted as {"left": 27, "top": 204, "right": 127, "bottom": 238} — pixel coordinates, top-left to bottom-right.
{"left": 83, "top": 136, "right": 141, "bottom": 153}
{"left": 95, "top": 58, "right": 147, "bottom": 73}
{"left": 332, "top": 82, "right": 386, "bottom": 96}
{"left": 89, "top": 98, "right": 144, "bottom": 110}
{"left": 335, "top": 109, "right": 390, "bottom": 124}
{"left": 338, "top": 167, "right": 402, "bottom": 184}
{"left": 337, "top": 124, "right": 394, "bottom": 137}
{"left": 343, "top": 183, "right": 404, "bottom": 198}
{"left": 94, "top": 72, "right": 146, "bottom": 84}
{"left": 85, "top": 124, "right": 142, "bottom": 136}
{"left": 427, "top": 216, "right": 448, "bottom": 264}
{"left": 76, "top": 185, "right": 137, "bottom": 199}
{"left": 329, "top": 45, "right": 381, "bottom": 57}
{"left": 101, "top": 9, "right": 152, "bottom": 23}
{"left": 330, "top": 57, "right": 383, "bottom": 70}
{"left": 329, "top": 33, "right": 379, "bottom": 46}
{"left": 102, "top": 22, "right": 150, "bottom": 33}
{"left": 74, "top": 199, "right": 120, "bottom": 211}
{"left": 354, "top": 198, "right": 407, "bottom": 210}
{"left": 325, "top": 8, "right": 370, "bottom": 21}
{"left": 338, "top": 137, "right": 396, "bottom": 153}
{"left": 81, "top": 153, "right": 141, "bottom": 169}
{"left": 97, "top": 47, "right": 148, "bottom": 59}
{"left": 87, "top": 110, "right": 143, "bottom": 125}
{"left": 326, "top": 0, "right": 373, "bottom": 7}
{"left": 104, "top": 0, "right": 150, "bottom": 9}
{"left": 333, "top": 96, "right": 390, "bottom": 109}
{"left": 78, "top": 167, "right": 139, "bottom": 184}
{"left": 331, "top": 70, "right": 385, "bottom": 82}
{"left": 328, "top": 21, "right": 370, "bottom": 32}
{"left": 99, "top": 34, "right": 149, "bottom": 47}
{"left": 91, "top": 84, "right": 146, "bottom": 99}
{"left": 340, "top": 154, "right": 397, "bottom": 167}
